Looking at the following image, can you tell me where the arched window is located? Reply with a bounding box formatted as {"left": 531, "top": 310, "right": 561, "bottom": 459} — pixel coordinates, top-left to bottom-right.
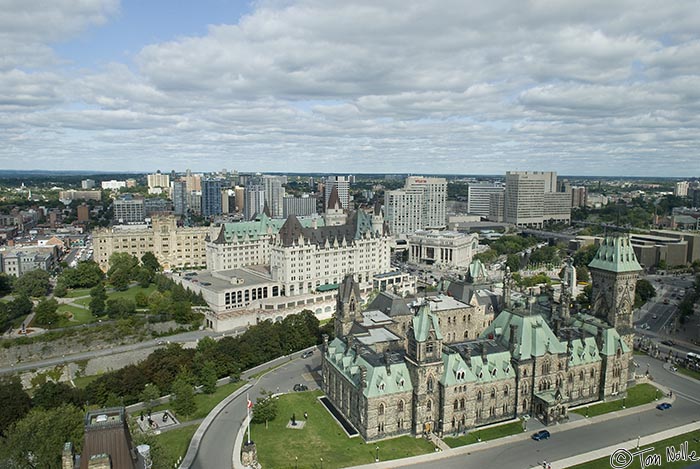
{"left": 378, "top": 403, "right": 384, "bottom": 415}
{"left": 464, "top": 330, "right": 469, "bottom": 339}
{"left": 427, "top": 400, "right": 432, "bottom": 412}
{"left": 490, "top": 388, "right": 496, "bottom": 399}
{"left": 503, "top": 386, "right": 509, "bottom": 396}
{"left": 427, "top": 376, "right": 434, "bottom": 392}
{"left": 460, "top": 398, "right": 465, "bottom": 410}
{"left": 522, "top": 399, "right": 528, "bottom": 411}
{"left": 590, "top": 369, "right": 595, "bottom": 378}
{"left": 453, "top": 400, "right": 459, "bottom": 410}
{"left": 477, "top": 390, "right": 482, "bottom": 401}
{"left": 463, "top": 315, "right": 466, "bottom": 323}
{"left": 398, "top": 400, "right": 404, "bottom": 412}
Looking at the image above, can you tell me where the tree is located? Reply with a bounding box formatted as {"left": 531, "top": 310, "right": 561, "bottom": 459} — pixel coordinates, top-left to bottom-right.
{"left": 141, "top": 252, "right": 162, "bottom": 273}
{"left": 0, "top": 273, "right": 12, "bottom": 297}
{"left": 577, "top": 265, "right": 590, "bottom": 283}
{"left": 34, "top": 298, "right": 60, "bottom": 327}
{"left": 13, "top": 269, "right": 51, "bottom": 297}
{"left": 635, "top": 279, "right": 656, "bottom": 307}
{"left": 59, "top": 261, "right": 104, "bottom": 289}
{"left": 0, "top": 377, "right": 32, "bottom": 436}
{"left": 171, "top": 373, "right": 196, "bottom": 417}
{"left": 135, "top": 290, "right": 149, "bottom": 308}
{"left": 136, "top": 267, "right": 153, "bottom": 288}
{"left": 0, "top": 404, "right": 83, "bottom": 468}
{"left": 89, "top": 283, "right": 107, "bottom": 316}
{"left": 506, "top": 254, "right": 521, "bottom": 272}
{"left": 199, "top": 361, "right": 218, "bottom": 394}
{"left": 8, "top": 294, "right": 32, "bottom": 320}
{"left": 107, "top": 253, "right": 139, "bottom": 291}
{"left": 53, "top": 281, "right": 68, "bottom": 298}
{"left": 105, "top": 297, "right": 136, "bottom": 319}
{"left": 140, "top": 383, "right": 161, "bottom": 412}
{"left": 32, "top": 381, "right": 84, "bottom": 410}
{"left": 573, "top": 244, "right": 599, "bottom": 268}
{"left": 252, "top": 390, "right": 278, "bottom": 427}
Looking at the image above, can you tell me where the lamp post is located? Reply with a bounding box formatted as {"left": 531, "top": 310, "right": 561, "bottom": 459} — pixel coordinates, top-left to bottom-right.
{"left": 375, "top": 446, "right": 380, "bottom": 462}
{"left": 320, "top": 457, "right": 323, "bottom": 469}
{"left": 622, "top": 397, "right": 626, "bottom": 409}
{"left": 295, "top": 456, "right": 298, "bottom": 469}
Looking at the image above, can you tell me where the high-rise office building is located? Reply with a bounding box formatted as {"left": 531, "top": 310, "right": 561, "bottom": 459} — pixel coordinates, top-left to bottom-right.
{"left": 263, "top": 175, "right": 286, "bottom": 218}
{"left": 675, "top": 181, "right": 690, "bottom": 197}
{"left": 467, "top": 183, "right": 505, "bottom": 216}
{"left": 324, "top": 176, "right": 350, "bottom": 209}
{"left": 283, "top": 195, "right": 317, "bottom": 218}
{"left": 571, "top": 186, "right": 588, "bottom": 208}
{"left": 201, "top": 178, "right": 225, "bottom": 218}
{"left": 172, "top": 181, "right": 187, "bottom": 216}
{"left": 113, "top": 195, "right": 145, "bottom": 224}
{"left": 384, "top": 176, "right": 447, "bottom": 235}
{"left": 147, "top": 170, "right": 170, "bottom": 190}
{"left": 244, "top": 179, "right": 266, "bottom": 220}
{"left": 504, "top": 171, "right": 571, "bottom": 227}
{"left": 81, "top": 179, "right": 95, "bottom": 190}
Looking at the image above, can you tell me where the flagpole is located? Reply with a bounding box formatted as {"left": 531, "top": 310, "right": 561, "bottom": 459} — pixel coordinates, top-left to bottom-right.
{"left": 247, "top": 392, "right": 251, "bottom": 445}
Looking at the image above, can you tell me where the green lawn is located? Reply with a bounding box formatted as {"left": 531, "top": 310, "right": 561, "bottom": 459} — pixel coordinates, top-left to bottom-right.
{"left": 108, "top": 284, "right": 157, "bottom": 302}
{"left": 571, "top": 383, "right": 659, "bottom": 418}
{"left": 252, "top": 391, "right": 435, "bottom": 469}
{"left": 73, "top": 374, "right": 101, "bottom": 389}
{"left": 66, "top": 288, "right": 92, "bottom": 298}
{"left": 567, "top": 429, "right": 700, "bottom": 469}
{"left": 443, "top": 420, "right": 524, "bottom": 448}
{"left": 677, "top": 366, "right": 700, "bottom": 381}
{"left": 155, "top": 423, "right": 199, "bottom": 466}
{"left": 58, "top": 304, "right": 98, "bottom": 324}
{"left": 151, "top": 381, "right": 246, "bottom": 421}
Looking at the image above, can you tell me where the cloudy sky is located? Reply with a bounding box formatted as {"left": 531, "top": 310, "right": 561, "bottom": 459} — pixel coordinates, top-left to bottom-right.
{"left": 1, "top": 0, "right": 699, "bottom": 176}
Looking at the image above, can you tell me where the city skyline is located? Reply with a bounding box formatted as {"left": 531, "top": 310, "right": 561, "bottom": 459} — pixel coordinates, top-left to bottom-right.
{"left": 2, "top": 1, "right": 700, "bottom": 177}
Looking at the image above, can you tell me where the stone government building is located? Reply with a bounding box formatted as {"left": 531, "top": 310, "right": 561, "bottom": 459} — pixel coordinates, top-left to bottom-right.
{"left": 321, "top": 233, "right": 639, "bottom": 441}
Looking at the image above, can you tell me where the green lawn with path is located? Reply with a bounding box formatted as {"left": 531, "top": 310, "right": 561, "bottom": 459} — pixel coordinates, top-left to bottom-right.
{"left": 73, "top": 374, "right": 101, "bottom": 389}
{"left": 150, "top": 381, "right": 246, "bottom": 421}
{"left": 108, "top": 284, "right": 156, "bottom": 302}
{"left": 571, "top": 383, "right": 659, "bottom": 418}
{"left": 567, "top": 429, "right": 700, "bottom": 469}
{"left": 443, "top": 420, "right": 524, "bottom": 448}
{"left": 252, "top": 391, "right": 435, "bottom": 469}
{"left": 66, "top": 288, "right": 92, "bottom": 298}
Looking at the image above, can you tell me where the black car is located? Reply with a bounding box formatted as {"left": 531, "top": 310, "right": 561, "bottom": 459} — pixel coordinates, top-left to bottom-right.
{"left": 293, "top": 383, "right": 308, "bottom": 392}
{"left": 532, "top": 430, "right": 551, "bottom": 441}
{"left": 301, "top": 350, "right": 314, "bottom": 358}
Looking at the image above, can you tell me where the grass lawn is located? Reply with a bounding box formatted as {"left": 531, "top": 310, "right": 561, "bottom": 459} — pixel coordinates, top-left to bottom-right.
{"left": 58, "top": 304, "right": 97, "bottom": 324}
{"left": 155, "top": 423, "right": 199, "bottom": 466}
{"left": 66, "top": 288, "right": 92, "bottom": 298}
{"left": 252, "top": 391, "right": 435, "bottom": 469}
{"left": 108, "top": 284, "right": 157, "bottom": 302}
{"left": 571, "top": 383, "right": 659, "bottom": 418}
{"left": 677, "top": 366, "right": 700, "bottom": 381}
{"left": 443, "top": 420, "right": 524, "bottom": 448}
{"left": 73, "top": 296, "right": 92, "bottom": 307}
{"left": 73, "top": 374, "right": 101, "bottom": 389}
{"left": 567, "top": 429, "right": 700, "bottom": 469}
{"left": 151, "top": 381, "right": 246, "bottom": 421}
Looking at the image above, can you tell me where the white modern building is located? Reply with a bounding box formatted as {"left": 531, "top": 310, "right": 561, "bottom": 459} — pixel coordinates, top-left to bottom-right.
{"left": 324, "top": 176, "right": 351, "bottom": 210}
{"left": 101, "top": 180, "right": 126, "bottom": 191}
{"left": 504, "top": 171, "right": 571, "bottom": 228}
{"left": 385, "top": 176, "right": 447, "bottom": 235}
{"left": 467, "top": 183, "right": 504, "bottom": 217}
{"left": 407, "top": 230, "right": 478, "bottom": 269}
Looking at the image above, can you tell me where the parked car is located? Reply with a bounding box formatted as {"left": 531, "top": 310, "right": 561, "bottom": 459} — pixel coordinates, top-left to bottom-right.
{"left": 656, "top": 402, "right": 672, "bottom": 411}
{"left": 661, "top": 340, "right": 675, "bottom": 346}
{"left": 532, "top": 430, "right": 551, "bottom": 441}
{"left": 301, "top": 350, "right": 314, "bottom": 358}
{"left": 293, "top": 383, "right": 308, "bottom": 392}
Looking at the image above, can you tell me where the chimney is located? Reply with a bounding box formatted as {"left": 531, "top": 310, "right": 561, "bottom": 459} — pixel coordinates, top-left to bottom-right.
{"left": 465, "top": 346, "right": 472, "bottom": 367}
{"left": 383, "top": 351, "right": 391, "bottom": 375}
{"left": 346, "top": 335, "right": 353, "bottom": 355}
{"left": 596, "top": 327, "right": 604, "bottom": 350}
{"left": 481, "top": 341, "right": 488, "bottom": 362}
{"left": 509, "top": 324, "right": 518, "bottom": 354}
{"left": 322, "top": 334, "right": 329, "bottom": 353}
{"left": 360, "top": 365, "right": 368, "bottom": 389}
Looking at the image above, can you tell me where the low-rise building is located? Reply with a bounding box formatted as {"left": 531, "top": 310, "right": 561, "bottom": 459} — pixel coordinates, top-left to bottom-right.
{"left": 407, "top": 230, "right": 478, "bottom": 269}
{"left": 0, "top": 245, "right": 58, "bottom": 276}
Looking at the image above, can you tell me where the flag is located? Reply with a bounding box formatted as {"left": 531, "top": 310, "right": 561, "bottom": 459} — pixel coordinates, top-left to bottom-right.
{"left": 247, "top": 398, "right": 253, "bottom": 409}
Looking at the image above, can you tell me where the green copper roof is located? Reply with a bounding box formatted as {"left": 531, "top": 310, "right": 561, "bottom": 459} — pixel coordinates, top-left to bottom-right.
{"left": 468, "top": 352, "right": 516, "bottom": 383}
{"left": 412, "top": 304, "right": 443, "bottom": 342}
{"left": 573, "top": 315, "right": 630, "bottom": 356}
{"left": 467, "top": 259, "right": 489, "bottom": 283}
{"left": 325, "top": 338, "right": 413, "bottom": 398}
{"left": 480, "top": 310, "right": 567, "bottom": 359}
{"left": 588, "top": 234, "right": 642, "bottom": 273}
{"left": 217, "top": 214, "right": 324, "bottom": 243}
{"left": 567, "top": 336, "right": 601, "bottom": 366}
{"left": 440, "top": 352, "right": 475, "bottom": 386}
{"left": 316, "top": 283, "right": 339, "bottom": 292}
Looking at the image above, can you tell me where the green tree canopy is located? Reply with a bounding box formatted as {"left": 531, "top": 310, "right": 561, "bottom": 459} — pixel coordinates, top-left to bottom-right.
{"left": 32, "top": 381, "right": 84, "bottom": 410}
{"left": 171, "top": 373, "right": 196, "bottom": 417}
{"left": 141, "top": 252, "right": 162, "bottom": 273}
{"left": 573, "top": 244, "right": 599, "bottom": 268}
{"left": 252, "top": 390, "right": 278, "bottom": 426}
{"left": 107, "top": 253, "right": 139, "bottom": 291}
{"left": 89, "top": 283, "right": 107, "bottom": 316}
{"left": 33, "top": 298, "right": 60, "bottom": 327}
{"left": 13, "top": 269, "right": 51, "bottom": 297}
{"left": 140, "top": 383, "right": 161, "bottom": 412}
{"left": 105, "top": 297, "right": 136, "bottom": 319}
{"left": 58, "top": 260, "right": 104, "bottom": 289}
{"left": 0, "top": 377, "right": 32, "bottom": 436}
{"left": 0, "top": 404, "right": 83, "bottom": 468}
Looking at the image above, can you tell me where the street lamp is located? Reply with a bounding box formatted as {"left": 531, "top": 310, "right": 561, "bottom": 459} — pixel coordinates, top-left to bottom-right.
{"left": 375, "top": 446, "right": 380, "bottom": 462}
{"left": 295, "top": 456, "right": 298, "bottom": 469}
{"left": 320, "top": 457, "right": 323, "bottom": 469}
{"left": 622, "top": 397, "right": 626, "bottom": 409}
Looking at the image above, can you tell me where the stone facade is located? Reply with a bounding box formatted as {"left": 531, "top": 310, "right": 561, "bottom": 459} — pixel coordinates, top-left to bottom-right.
{"left": 322, "top": 234, "right": 638, "bottom": 441}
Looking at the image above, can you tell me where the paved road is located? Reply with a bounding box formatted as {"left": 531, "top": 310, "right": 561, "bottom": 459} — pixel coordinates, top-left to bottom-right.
{"left": 190, "top": 350, "right": 322, "bottom": 469}
{"left": 404, "top": 355, "right": 699, "bottom": 469}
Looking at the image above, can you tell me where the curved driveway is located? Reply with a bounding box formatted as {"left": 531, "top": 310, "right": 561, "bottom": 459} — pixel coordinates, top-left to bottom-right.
{"left": 190, "top": 351, "right": 322, "bottom": 469}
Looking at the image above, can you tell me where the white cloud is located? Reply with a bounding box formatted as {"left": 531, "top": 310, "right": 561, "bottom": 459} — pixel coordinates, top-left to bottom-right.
{"left": 1, "top": 0, "right": 700, "bottom": 175}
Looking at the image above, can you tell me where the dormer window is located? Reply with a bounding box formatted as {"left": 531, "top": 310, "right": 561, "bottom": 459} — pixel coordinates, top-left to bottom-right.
{"left": 456, "top": 369, "right": 465, "bottom": 380}
{"left": 426, "top": 343, "right": 434, "bottom": 353}
{"left": 378, "top": 382, "right": 385, "bottom": 391}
